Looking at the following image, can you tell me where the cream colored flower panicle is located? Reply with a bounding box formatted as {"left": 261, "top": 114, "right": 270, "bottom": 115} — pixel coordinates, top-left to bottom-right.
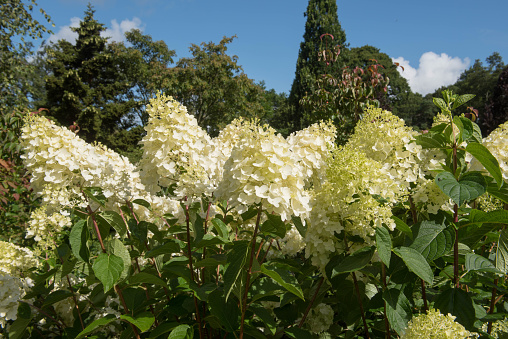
{"left": 0, "top": 242, "right": 38, "bottom": 277}
{"left": 138, "top": 93, "right": 216, "bottom": 200}
{"left": 20, "top": 114, "right": 146, "bottom": 210}
{"left": 27, "top": 207, "right": 71, "bottom": 250}
{"left": 402, "top": 309, "right": 474, "bottom": 339}
{"left": 470, "top": 121, "right": 508, "bottom": 181}
{"left": 412, "top": 179, "right": 454, "bottom": 215}
{"left": 347, "top": 107, "right": 423, "bottom": 189}
{"left": 215, "top": 122, "right": 310, "bottom": 221}
{"left": 0, "top": 273, "right": 33, "bottom": 328}
{"left": 305, "top": 145, "right": 401, "bottom": 269}
{"left": 304, "top": 303, "right": 334, "bottom": 333}
{"left": 287, "top": 121, "right": 336, "bottom": 188}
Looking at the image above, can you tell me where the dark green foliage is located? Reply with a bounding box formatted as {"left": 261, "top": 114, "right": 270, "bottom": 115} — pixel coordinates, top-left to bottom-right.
{"left": 483, "top": 65, "right": 508, "bottom": 135}
{"left": 287, "top": 0, "right": 347, "bottom": 133}
{"left": 42, "top": 4, "right": 140, "bottom": 157}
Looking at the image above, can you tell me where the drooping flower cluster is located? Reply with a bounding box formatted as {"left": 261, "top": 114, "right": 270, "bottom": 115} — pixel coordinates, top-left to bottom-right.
{"left": 0, "top": 241, "right": 38, "bottom": 276}
{"left": 401, "top": 309, "right": 473, "bottom": 339}
{"left": 139, "top": 93, "right": 216, "bottom": 200}
{"left": 20, "top": 113, "right": 146, "bottom": 210}
{"left": 305, "top": 145, "right": 402, "bottom": 269}
{"left": 347, "top": 107, "right": 423, "bottom": 189}
{"left": 215, "top": 122, "right": 311, "bottom": 221}
{"left": 27, "top": 207, "right": 71, "bottom": 250}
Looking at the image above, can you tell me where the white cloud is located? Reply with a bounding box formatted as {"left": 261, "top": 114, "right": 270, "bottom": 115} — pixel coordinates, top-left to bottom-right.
{"left": 103, "top": 18, "right": 143, "bottom": 42}
{"left": 47, "top": 17, "right": 143, "bottom": 45}
{"left": 392, "top": 52, "right": 470, "bottom": 95}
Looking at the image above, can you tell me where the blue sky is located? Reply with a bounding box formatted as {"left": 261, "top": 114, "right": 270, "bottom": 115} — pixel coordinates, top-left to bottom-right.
{"left": 35, "top": 0, "right": 508, "bottom": 95}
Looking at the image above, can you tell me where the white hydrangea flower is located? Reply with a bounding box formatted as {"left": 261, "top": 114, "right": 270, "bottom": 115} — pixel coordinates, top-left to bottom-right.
{"left": 412, "top": 179, "right": 454, "bottom": 215}
{"left": 138, "top": 93, "right": 216, "bottom": 200}
{"left": 482, "top": 318, "right": 508, "bottom": 338}
{"left": 27, "top": 207, "right": 72, "bottom": 249}
{"left": 305, "top": 303, "right": 334, "bottom": 333}
{"left": 470, "top": 121, "right": 508, "bottom": 181}
{"left": 347, "top": 107, "right": 424, "bottom": 190}
{"left": 0, "top": 273, "right": 33, "bottom": 328}
{"left": 215, "top": 122, "right": 310, "bottom": 221}
{"left": 305, "top": 145, "right": 401, "bottom": 269}
{"left": 402, "top": 309, "right": 474, "bottom": 339}
{"left": 0, "top": 242, "right": 38, "bottom": 277}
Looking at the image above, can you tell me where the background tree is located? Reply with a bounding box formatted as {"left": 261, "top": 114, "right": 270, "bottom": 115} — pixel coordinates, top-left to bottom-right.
{"left": 287, "top": 0, "right": 347, "bottom": 133}
{"left": 43, "top": 4, "right": 139, "bottom": 156}
{"left": 164, "top": 35, "right": 266, "bottom": 136}
{"left": 1, "top": 0, "right": 52, "bottom": 113}
{"left": 483, "top": 65, "right": 508, "bottom": 135}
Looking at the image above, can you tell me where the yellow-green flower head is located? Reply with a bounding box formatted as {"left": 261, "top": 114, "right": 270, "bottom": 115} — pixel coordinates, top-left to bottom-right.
{"left": 402, "top": 309, "right": 474, "bottom": 339}
{"left": 305, "top": 303, "right": 334, "bottom": 333}
{"left": 20, "top": 113, "right": 146, "bottom": 210}
{"left": 27, "top": 207, "right": 71, "bottom": 250}
{"left": 482, "top": 318, "right": 508, "bottom": 338}
{"left": 139, "top": 93, "right": 216, "bottom": 200}
{"left": 305, "top": 145, "right": 401, "bottom": 269}
{"left": 215, "top": 121, "right": 310, "bottom": 221}
{"left": 470, "top": 121, "right": 508, "bottom": 181}
{"left": 0, "top": 242, "right": 38, "bottom": 277}
{"left": 287, "top": 121, "right": 337, "bottom": 188}
{"left": 347, "top": 107, "right": 423, "bottom": 190}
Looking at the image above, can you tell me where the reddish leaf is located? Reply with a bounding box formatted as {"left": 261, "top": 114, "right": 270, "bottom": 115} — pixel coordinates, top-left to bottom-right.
{"left": 12, "top": 193, "right": 20, "bottom": 201}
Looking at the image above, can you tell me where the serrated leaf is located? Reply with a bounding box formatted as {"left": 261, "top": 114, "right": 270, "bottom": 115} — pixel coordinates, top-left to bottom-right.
{"left": 100, "top": 210, "right": 127, "bottom": 237}
{"left": 132, "top": 198, "right": 151, "bottom": 210}
{"left": 211, "top": 218, "right": 229, "bottom": 240}
{"left": 250, "top": 304, "right": 277, "bottom": 334}
{"left": 260, "top": 213, "right": 287, "bottom": 238}
{"left": 433, "top": 97, "right": 448, "bottom": 112}
{"left": 291, "top": 215, "right": 307, "bottom": 237}
{"left": 92, "top": 253, "right": 124, "bottom": 292}
{"left": 330, "top": 246, "right": 375, "bottom": 278}
{"left": 108, "top": 239, "right": 131, "bottom": 280}
{"left": 120, "top": 312, "right": 154, "bottom": 332}
{"left": 467, "top": 142, "right": 503, "bottom": 188}
{"left": 128, "top": 272, "right": 169, "bottom": 289}
{"left": 82, "top": 187, "right": 107, "bottom": 207}
{"left": 487, "top": 182, "right": 508, "bottom": 204}
{"left": 465, "top": 253, "right": 502, "bottom": 274}
{"left": 435, "top": 288, "right": 475, "bottom": 330}
{"left": 393, "top": 247, "right": 433, "bottom": 284}
{"left": 261, "top": 262, "right": 304, "bottom": 300}
{"left": 410, "top": 221, "right": 455, "bottom": 261}
{"left": 452, "top": 94, "right": 475, "bottom": 109}
{"left": 69, "top": 219, "right": 89, "bottom": 262}
{"left": 414, "top": 133, "right": 447, "bottom": 149}
{"left": 435, "top": 171, "right": 486, "bottom": 206}
{"left": 76, "top": 314, "right": 117, "bottom": 339}
{"left": 224, "top": 240, "right": 249, "bottom": 301}
{"left": 496, "top": 229, "right": 508, "bottom": 274}
{"left": 383, "top": 288, "right": 412, "bottom": 335}
{"left": 376, "top": 226, "right": 391, "bottom": 267}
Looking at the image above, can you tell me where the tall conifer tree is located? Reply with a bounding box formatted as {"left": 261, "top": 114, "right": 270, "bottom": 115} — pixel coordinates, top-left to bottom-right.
{"left": 43, "top": 4, "right": 138, "bottom": 154}
{"left": 287, "top": 0, "right": 346, "bottom": 132}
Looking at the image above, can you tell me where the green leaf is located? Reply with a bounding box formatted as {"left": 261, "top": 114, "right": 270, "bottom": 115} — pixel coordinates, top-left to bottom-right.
{"left": 435, "top": 171, "right": 486, "bottom": 206}
{"left": 284, "top": 327, "right": 313, "bottom": 339}
{"left": 330, "top": 246, "right": 375, "bottom": 278}
{"left": 250, "top": 304, "right": 277, "bottom": 335}
{"left": 455, "top": 116, "right": 474, "bottom": 142}
{"left": 260, "top": 213, "right": 287, "bottom": 239}
{"left": 383, "top": 288, "right": 412, "bottom": 335}
{"left": 487, "top": 182, "right": 508, "bottom": 204}
{"left": 82, "top": 187, "right": 107, "bottom": 207}
{"left": 208, "top": 289, "right": 240, "bottom": 332}
{"left": 211, "top": 218, "right": 229, "bottom": 240}
{"left": 414, "top": 133, "right": 447, "bottom": 149}
{"left": 120, "top": 312, "right": 154, "bottom": 332}
{"left": 42, "top": 290, "right": 73, "bottom": 307}
{"left": 469, "top": 209, "right": 508, "bottom": 224}
{"left": 392, "top": 216, "right": 412, "bottom": 239}
{"left": 128, "top": 272, "right": 169, "bottom": 289}
{"left": 465, "top": 253, "right": 503, "bottom": 274}
{"left": 92, "top": 253, "right": 124, "bottom": 292}
{"left": 452, "top": 94, "right": 475, "bottom": 109}
{"left": 145, "top": 241, "right": 180, "bottom": 258}
{"left": 9, "top": 315, "right": 31, "bottom": 339}
{"left": 496, "top": 229, "right": 508, "bottom": 274}
{"left": 376, "top": 226, "right": 391, "bottom": 267}
{"left": 435, "top": 288, "right": 475, "bottom": 330}
{"left": 108, "top": 238, "right": 131, "bottom": 280}
{"left": 261, "top": 262, "right": 304, "bottom": 300}
{"left": 89, "top": 215, "right": 110, "bottom": 245}
{"left": 167, "top": 324, "right": 193, "bottom": 339}
{"left": 291, "top": 215, "right": 307, "bottom": 237}
{"left": 128, "top": 219, "right": 148, "bottom": 244}
{"left": 147, "top": 322, "right": 179, "bottom": 338}
{"left": 223, "top": 240, "right": 249, "bottom": 301}
{"left": 69, "top": 219, "right": 89, "bottom": 262}
{"left": 409, "top": 221, "right": 455, "bottom": 261}
{"left": 100, "top": 210, "right": 127, "bottom": 237}
{"left": 433, "top": 97, "right": 448, "bottom": 112}
{"left": 192, "top": 214, "right": 205, "bottom": 242}
{"left": 393, "top": 247, "right": 433, "bottom": 284}
{"left": 75, "top": 314, "right": 117, "bottom": 339}
{"left": 132, "top": 198, "right": 151, "bottom": 210}
{"left": 466, "top": 142, "right": 503, "bottom": 188}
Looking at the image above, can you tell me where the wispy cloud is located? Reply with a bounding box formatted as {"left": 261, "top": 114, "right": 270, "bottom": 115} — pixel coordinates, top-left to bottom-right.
{"left": 393, "top": 52, "right": 470, "bottom": 95}
{"left": 47, "top": 17, "right": 144, "bottom": 44}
